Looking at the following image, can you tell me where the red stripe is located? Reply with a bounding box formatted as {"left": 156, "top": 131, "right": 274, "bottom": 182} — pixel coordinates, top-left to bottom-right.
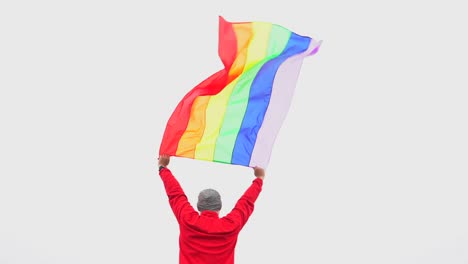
{"left": 218, "top": 16, "right": 237, "bottom": 71}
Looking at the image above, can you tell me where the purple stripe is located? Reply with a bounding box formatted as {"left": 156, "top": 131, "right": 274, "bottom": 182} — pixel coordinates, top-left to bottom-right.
{"left": 249, "top": 40, "right": 322, "bottom": 168}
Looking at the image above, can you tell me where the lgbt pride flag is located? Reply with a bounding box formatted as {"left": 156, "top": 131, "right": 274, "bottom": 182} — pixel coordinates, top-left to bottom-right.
{"left": 159, "top": 16, "right": 321, "bottom": 168}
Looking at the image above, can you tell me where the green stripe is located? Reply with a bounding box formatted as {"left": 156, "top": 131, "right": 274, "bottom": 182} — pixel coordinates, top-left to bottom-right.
{"left": 213, "top": 63, "right": 264, "bottom": 163}
{"left": 267, "top": 25, "right": 292, "bottom": 57}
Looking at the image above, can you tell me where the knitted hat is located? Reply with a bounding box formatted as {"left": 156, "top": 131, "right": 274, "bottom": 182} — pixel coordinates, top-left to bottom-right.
{"left": 197, "top": 188, "right": 222, "bottom": 212}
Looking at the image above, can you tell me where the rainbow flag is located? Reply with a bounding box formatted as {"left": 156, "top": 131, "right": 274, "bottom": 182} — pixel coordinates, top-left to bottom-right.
{"left": 159, "top": 16, "right": 321, "bottom": 168}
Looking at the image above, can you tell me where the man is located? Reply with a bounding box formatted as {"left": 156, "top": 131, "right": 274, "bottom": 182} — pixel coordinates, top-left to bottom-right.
{"left": 158, "top": 154, "right": 265, "bottom": 264}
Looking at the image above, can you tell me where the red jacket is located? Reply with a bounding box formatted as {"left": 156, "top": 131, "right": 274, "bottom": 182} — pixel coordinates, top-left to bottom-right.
{"left": 159, "top": 167, "right": 263, "bottom": 264}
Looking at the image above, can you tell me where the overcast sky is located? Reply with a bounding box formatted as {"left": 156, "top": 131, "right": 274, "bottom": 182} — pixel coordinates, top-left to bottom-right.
{"left": 1, "top": 0, "right": 467, "bottom": 263}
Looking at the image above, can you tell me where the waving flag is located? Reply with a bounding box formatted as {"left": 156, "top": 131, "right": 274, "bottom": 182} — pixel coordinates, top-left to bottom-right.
{"left": 159, "top": 16, "right": 321, "bottom": 168}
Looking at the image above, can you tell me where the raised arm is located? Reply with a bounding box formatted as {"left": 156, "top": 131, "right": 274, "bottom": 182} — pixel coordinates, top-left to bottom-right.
{"left": 224, "top": 167, "right": 265, "bottom": 228}
{"left": 158, "top": 155, "right": 196, "bottom": 222}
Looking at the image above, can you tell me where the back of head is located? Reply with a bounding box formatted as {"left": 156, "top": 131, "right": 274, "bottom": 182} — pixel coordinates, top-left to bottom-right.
{"left": 197, "top": 188, "right": 222, "bottom": 212}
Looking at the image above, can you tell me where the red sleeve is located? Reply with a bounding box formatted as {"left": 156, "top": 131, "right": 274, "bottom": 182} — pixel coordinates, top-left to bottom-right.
{"left": 224, "top": 178, "right": 263, "bottom": 228}
{"left": 159, "top": 167, "right": 196, "bottom": 222}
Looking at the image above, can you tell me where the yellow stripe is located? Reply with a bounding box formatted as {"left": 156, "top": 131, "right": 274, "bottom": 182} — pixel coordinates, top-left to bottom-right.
{"left": 193, "top": 80, "right": 239, "bottom": 161}
{"left": 244, "top": 22, "right": 272, "bottom": 71}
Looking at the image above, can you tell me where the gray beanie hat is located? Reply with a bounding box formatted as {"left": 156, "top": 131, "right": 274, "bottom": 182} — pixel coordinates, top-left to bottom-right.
{"left": 197, "top": 188, "right": 222, "bottom": 212}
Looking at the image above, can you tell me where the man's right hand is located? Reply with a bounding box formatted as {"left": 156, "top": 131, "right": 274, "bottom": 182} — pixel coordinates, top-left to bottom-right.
{"left": 158, "top": 154, "right": 170, "bottom": 167}
{"left": 253, "top": 167, "right": 265, "bottom": 180}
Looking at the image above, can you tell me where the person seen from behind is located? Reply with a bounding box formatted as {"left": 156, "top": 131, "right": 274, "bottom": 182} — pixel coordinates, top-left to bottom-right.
{"left": 158, "top": 154, "right": 265, "bottom": 264}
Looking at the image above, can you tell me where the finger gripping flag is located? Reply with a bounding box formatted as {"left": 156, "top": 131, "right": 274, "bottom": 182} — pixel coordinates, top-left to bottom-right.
{"left": 159, "top": 16, "right": 321, "bottom": 168}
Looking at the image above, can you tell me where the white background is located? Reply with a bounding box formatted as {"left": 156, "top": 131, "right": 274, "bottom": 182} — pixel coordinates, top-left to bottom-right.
{"left": 1, "top": 0, "right": 467, "bottom": 263}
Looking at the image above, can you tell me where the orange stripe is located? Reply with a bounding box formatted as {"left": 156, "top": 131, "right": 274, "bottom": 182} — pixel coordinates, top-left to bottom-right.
{"left": 228, "top": 23, "right": 252, "bottom": 80}
{"left": 176, "top": 96, "right": 210, "bottom": 158}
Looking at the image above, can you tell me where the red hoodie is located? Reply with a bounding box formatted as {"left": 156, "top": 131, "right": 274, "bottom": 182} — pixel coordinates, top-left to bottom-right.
{"left": 159, "top": 167, "right": 263, "bottom": 264}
